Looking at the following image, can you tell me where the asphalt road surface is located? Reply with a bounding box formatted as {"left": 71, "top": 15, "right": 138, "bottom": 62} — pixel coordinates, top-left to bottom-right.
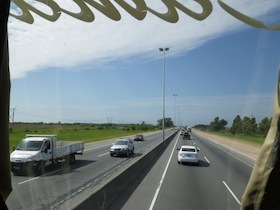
{"left": 119, "top": 131, "right": 254, "bottom": 210}
{"left": 6, "top": 130, "right": 175, "bottom": 210}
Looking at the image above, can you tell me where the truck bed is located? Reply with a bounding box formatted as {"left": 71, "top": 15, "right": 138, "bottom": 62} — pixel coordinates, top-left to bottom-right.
{"left": 55, "top": 141, "right": 84, "bottom": 159}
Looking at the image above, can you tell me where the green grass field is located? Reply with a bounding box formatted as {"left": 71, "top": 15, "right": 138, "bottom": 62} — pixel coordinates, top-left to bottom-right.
{"left": 9, "top": 123, "right": 266, "bottom": 153}
{"left": 9, "top": 123, "right": 158, "bottom": 153}
{"left": 208, "top": 130, "right": 265, "bottom": 145}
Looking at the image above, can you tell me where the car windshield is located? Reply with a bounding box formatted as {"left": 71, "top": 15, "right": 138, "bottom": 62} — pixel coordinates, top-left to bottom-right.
{"left": 3, "top": 0, "right": 280, "bottom": 210}
{"left": 17, "top": 140, "right": 43, "bottom": 151}
{"left": 114, "top": 141, "right": 128, "bottom": 145}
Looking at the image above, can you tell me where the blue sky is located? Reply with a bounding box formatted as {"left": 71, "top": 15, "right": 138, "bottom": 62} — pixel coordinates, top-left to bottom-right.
{"left": 8, "top": 0, "right": 280, "bottom": 126}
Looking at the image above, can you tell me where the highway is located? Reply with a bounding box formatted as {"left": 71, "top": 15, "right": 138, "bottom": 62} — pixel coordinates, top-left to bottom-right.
{"left": 6, "top": 130, "right": 175, "bottom": 210}
{"left": 6, "top": 130, "right": 255, "bottom": 210}
{"left": 119, "top": 131, "right": 255, "bottom": 210}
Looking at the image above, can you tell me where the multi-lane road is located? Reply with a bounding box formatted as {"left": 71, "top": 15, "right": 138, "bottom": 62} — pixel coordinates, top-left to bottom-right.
{"left": 6, "top": 130, "right": 255, "bottom": 210}
{"left": 6, "top": 130, "right": 174, "bottom": 210}
{"left": 120, "top": 131, "right": 255, "bottom": 210}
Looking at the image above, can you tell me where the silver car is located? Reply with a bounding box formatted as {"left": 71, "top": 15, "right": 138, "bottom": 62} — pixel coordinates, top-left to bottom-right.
{"left": 110, "top": 138, "right": 135, "bottom": 157}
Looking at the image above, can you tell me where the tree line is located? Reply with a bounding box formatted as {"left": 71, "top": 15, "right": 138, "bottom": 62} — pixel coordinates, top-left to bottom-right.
{"left": 194, "top": 115, "right": 272, "bottom": 136}
{"left": 157, "top": 118, "right": 174, "bottom": 128}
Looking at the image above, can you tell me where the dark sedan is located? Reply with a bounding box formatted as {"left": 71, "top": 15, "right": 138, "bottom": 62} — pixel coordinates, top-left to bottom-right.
{"left": 183, "top": 132, "right": 190, "bottom": 140}
{"left": 134, "top": 134, "right": 144, "bottom": 141}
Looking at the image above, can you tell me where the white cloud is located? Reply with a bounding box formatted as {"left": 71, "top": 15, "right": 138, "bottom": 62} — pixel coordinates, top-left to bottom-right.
{"left": 8, "top": 0, "right": 280, "bottom": 79}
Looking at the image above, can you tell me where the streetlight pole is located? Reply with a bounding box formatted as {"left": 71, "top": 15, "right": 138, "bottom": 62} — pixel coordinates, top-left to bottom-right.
{"left": 159, "top": 47, "right": 169, "bottom": 141}
{"left": 173, "top": 94, "right": 177, "bottom": 127}
{"left": 176, "top": 105, "right": 180, "bottom": 127}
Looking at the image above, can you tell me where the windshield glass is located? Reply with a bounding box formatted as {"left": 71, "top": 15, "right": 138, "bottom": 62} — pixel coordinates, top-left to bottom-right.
{"left": 17, "top": 140, "right": 43, "bottom": 151}
{"left": 114, "top": 141, "right": 128, "bottom": 145}
{"left": 182, "top": 148, "right": 196, "bottom": 152}
{"left": 5, "top": 0, "right": 280, "bottom": 210}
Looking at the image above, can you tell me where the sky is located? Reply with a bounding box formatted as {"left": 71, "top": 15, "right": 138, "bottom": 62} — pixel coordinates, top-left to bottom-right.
{"left": 7, "top": 0, "right": 280, "bottom": 126}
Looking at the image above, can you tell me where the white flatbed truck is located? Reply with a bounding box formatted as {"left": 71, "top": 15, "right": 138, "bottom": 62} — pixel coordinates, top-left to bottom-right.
{"left": 10, "top": 134, "right": 84, "bottom": 175}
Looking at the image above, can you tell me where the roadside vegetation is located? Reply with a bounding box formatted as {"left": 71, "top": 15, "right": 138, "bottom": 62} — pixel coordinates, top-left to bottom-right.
{"left": 194, "top": 115, "right": 272, "bottom": 145}
{"left": 9, "top": 122, "right": 159, "bottom": 153}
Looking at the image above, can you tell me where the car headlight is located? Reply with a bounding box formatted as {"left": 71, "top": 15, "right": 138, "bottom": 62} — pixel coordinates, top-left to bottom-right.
{"left": 26, "top": 157, "right": 34, "bottom": 162}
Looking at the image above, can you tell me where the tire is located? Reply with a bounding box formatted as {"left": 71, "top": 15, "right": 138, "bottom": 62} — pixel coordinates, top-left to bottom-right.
{"left": 70, "top": 154, "right": 75, "bottom": 164}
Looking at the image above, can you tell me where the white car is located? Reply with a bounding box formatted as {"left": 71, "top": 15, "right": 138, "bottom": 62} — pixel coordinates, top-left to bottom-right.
{"left": 177, "top": 145, "right": 199, "bottom": 165}
{"left": 110, "top": 138, "right": 134, "bottom": 157}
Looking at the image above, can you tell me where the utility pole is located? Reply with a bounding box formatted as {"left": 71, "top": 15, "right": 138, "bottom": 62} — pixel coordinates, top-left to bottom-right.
{"left": 10, "top": 106, "right": 17, "bottom": 123}
{"left": 173, "top": 94, "right": 177, "bottom": 127}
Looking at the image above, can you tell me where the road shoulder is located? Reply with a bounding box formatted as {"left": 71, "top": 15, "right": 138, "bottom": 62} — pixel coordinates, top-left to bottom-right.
{"left": 193, "top": 129, "right": 261, "bottom": 160}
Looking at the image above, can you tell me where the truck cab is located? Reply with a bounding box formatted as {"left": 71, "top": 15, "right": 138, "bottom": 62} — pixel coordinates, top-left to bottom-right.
{"left": 10, "top": 136, "right": 55, "bottom": 175}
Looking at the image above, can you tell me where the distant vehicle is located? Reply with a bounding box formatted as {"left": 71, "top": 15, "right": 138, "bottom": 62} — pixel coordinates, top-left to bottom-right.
{"left": 187, "top": 126, "right": 192, "bottom": 132}
{"left": 134, "top": 134, "right": 144, "bottom": 141}
{"left": 10, "top": 134, "right": 84, "bottom": 175}
{"left": 183, "top": 132, "right": 191, "bottom": 140}
{"left": 177, "top": 145, "right": 199, "bottom": 165}
{"left": 180, "top": 130, "right": 185, "bottom": 135}
{"left": 110, "top": 138, "right": 134, "bottom": 157}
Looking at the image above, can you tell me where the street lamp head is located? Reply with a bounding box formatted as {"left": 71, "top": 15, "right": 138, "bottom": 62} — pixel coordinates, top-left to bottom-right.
{"left": 159, "top": 47, "right": 169, "bottom": 51}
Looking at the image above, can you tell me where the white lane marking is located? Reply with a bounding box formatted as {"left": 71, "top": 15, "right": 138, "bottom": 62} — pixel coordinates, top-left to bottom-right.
{"left": 98, "top": 152, "right": 109, "bottom": 157}
{"left": 18, "top": 169, "right": 64, "bottom": 185}
{"left": 204, "top": 156, "right": 210, "bottom": 164}
{"left": 198, "top": 135, "right": 254, "bottom": 168}
{"left": 84, "top": 144, "right": 112, "bottom": 152}
{"left": 149, "top": 134, "right": 180, "bottom": 210}
{"left": 222, "top": 181, "right": 241, "bottom": 205}
{"left": 18, "top": 177, "right": 39, "bottom": 185}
